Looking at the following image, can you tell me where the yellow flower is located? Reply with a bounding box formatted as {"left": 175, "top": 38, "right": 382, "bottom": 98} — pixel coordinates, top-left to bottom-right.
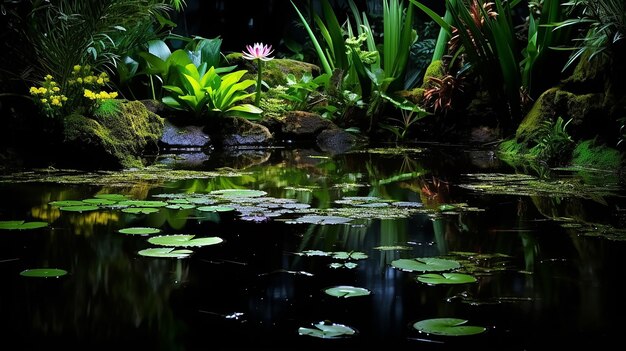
{"left": 96, "top": 78, "right": 104, "bottom": 85}
{"left": 109, "top": 92, "right": 118, "bottom": 99}
{"left": 62, "top": 96, "right": 68, "bottom": 101}
{"left": 73, "top": 65, "right": 81, "bottom": 72}
{"left": 52, "top": 86, "right": 60, "bottom": 92}
{"left": 41, "top": 98, "right": 48, "bottom": 103}
{"left": 38, "top": 87, "right": 47, "bottom": 94}
{"left": 29, "top": 87, "right": 38, "bottom": 94}
{"left": 84, "top": 89, "right": 95, "bottom": 99}
{"left": 51, "top": 98, "right": 61, "bottom": 106}
{"left": 77, "top": 78, "right": 83, "bottom": 84}
{"left": 45, "top": 74, "right": 53, "bottom": 81}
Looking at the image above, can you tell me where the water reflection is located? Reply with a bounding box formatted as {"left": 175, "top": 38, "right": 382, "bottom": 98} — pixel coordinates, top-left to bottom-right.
{"left": 1, "top": 146, "right": 625, "bottom": 349}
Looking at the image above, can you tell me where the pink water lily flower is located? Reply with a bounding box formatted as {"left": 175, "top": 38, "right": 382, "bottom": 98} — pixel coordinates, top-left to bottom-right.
{"left": 242, "top": 43, "right": 274, "bottom": 61}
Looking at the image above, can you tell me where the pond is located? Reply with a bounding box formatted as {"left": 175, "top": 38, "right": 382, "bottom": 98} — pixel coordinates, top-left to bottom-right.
{"left": 1, "top": 144, "right": 625, "bottom": 350}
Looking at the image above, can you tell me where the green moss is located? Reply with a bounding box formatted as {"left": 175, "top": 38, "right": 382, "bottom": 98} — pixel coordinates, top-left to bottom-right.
{"left": 572, "top": 140, "right": 622, "bottom": 170}
{"left": 498, "top": 138, "right": 527, "bottom": 157}
{"left": 94, "top": 99, "right": 121, "bottom": 118}
{"left": 395, "top": 88, "right": 425, "bottom": 105}
{"left": 64, "top": 100, "right": 165, "bottom": 169}
{"left": 262, "top": 59, "right": 321, "bottom": 86}
{"left": 516, "top": 87, "right": 558, "bottom": 141}
{"left": 421, "top": 60, "right": 445, "bottom": 88}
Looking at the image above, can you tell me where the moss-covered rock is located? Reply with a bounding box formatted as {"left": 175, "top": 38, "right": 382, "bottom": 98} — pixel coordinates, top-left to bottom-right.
{"left": 394, "top": 88, "right": 425, "bottom": 105}
{"left": 572, "top": 140, "right": 622, "bottom": 170}
{"left": 421, "top": 60, "right": 445, "bottom": 88}
{"left": 63, "top": 99, "right": 164, "bottom": 169}
{"left": 225, "top": 53, "right": 320, "bottom": 87}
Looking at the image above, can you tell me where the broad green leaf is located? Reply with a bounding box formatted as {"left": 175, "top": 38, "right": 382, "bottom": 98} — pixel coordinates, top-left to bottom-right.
{"left": 197, "top": 205, "right": 235, "bottom": 212}
{"left": 94, "top": 194, "right": 131, "bottom": 201}
{"left": 49, "top": 200, "right": 85, "bottom": 207}
{"left": 332, "top": 251, "right": 368, "bottom": 260}
{"left": 298, "top": 250, "right": 331, "bottom": 256}
{"left": 59, "top": 205, "right": 100, "bottom": 212}
{"left": 0, "top": 220, "right": 48, "bottom": 230}
{"left": 324, "top": 286, "right": 371, "bottom": 298}
{"left": 298, "top": 321, "right": 357, "bottom": 339}
{"left": 416, "top": 273, "right": 477, "bottom": 285}
{"left": 210, "top": 189, "right": 267, "bottom": 198}
{"left": 117, "top": 200, "right": 168, "bottom": 208}
{"left": 82, "top": 198, "right": 117, "bottom": 206}
{"left": 20, "top": 268, "right": 67, "bottom": 278}
{"left": 118, "top": 227, "right": 161, "bottom": 235}
{"left": 412, "top": 318, "right": 486, "bottom": 336}
{"left": 148, "top": 234, "right": 224, "bottom": 247}
{"left": 122, "top": 207, "right": 160, "bottom": 214}
{"left": 138, "top": 247, "right": 193, "bottom": 258}
{"left": 286, "top": 215, "right": 352, "bottom": 225}
{"left": 166, "top": 204, "right": 196, "bottom": 210}
{"left": 391, "top": 258, "right": 461, "bottom": 272}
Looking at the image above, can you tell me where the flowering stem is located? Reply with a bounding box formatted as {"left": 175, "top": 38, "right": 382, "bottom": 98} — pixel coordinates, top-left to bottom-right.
{"left": 255, "top": 59, "right": 262, "bottom": 107}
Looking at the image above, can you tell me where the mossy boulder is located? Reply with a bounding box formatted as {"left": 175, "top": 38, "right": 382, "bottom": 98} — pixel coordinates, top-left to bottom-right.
{"left": 572, "top": 140, "right": 622, "bottom": 170}
{"left": 421, "top": 60, "right": 445, "bottom": 89}
{"left": 225, "top": 53, "right": 320, "bottom": 87}
{"left": 63, "top": 99, "right": 164, "bottom": 169}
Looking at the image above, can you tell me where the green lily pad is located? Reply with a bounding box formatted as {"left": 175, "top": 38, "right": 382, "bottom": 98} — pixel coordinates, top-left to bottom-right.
{"left": 48, "top": 200, "right": 85, "bottom": 207}
{"left": 324, "top": 286, "right": 371, "bottom": 298}
{"left": 20, "top": 268, "right": 68, "bottom": 278}
{"left": 391, "top": 258, "right": 461, "bottom": 272}
{"left": 373, "top": 245, "right": 412, "bottom": 251}
{"left": 94, "top": 193, "right": 131, "bottom": 201}
{"left": 168, "top": 198, "right": 191, "bottom": 204}
{"left": 330, "top": 262, "right": 358, "bottom": 269}
{"left": 298, "top": 250, "right": 331, "bottom": 256}
{"left": 210, "top": 189, "right": 267, "bottom": 198}
{"left": 197, "top": 205, "right": 236, "bottom": 212}
{"left": 392, "top": 201, "right": 423, "bottom": 208}
{"left": 138, "top": 247, "right": 193, "bottom": 258}
{"left": 117, "top": 200, "right": 168, "bottom": 208}
{"left": 122, "top": 207, "right": 160, "bottom": 214}
{"left": 416, "top": 273, "right": 477, "bottom": 285}
{"left": 286, "top": 215, "right": 352, "bottom": 225}
{"left": 147, "top": 234, "right": 224, "bottom": 247}
{"left": 82, "top": 198, "right": 118, "bottom": 206}
{"left": 332, "top": 251, "right": 368, "bottom": 260}
{"left": 166, "top": 203, "right": 196, "bottom": 210}
{"left": 118, "top": 227, "right": 161, "bottom": 235}
{"left": 59, "top": 205, "right": 100, "bottom": 212}
{"left": 412, "top": 318, "right": 486, "bottom": 336}
{"left": 298, "top": 321, "right": 357, "bottom": 339}
{"left": 0, "top": 220, "right": 49, "bottom": 230}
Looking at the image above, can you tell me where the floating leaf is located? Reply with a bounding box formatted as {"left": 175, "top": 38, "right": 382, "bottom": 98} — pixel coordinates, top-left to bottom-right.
{"left": 298, "top": 250, "right": 331, "bottom": 256}
{"left": 210, "top": 189, "right": 267, "bottom": 198}
{"left": 95, "top": 193, "right": 131, "bottom": 201}
{"left": 298, "top": 321, "right": 357, "bottom": 339}
{"left": 438, "top": 204, "right": 457, "bottom": 212}
{"left": 138, "top": 247, "right": 193, "bottom": 258}
{"left": 168, "top": 198, "right": 192, "bottom": 204}
{"left": 20, "top": 268, "right": 67, "bottom": 278}
{"left": 330, "top": 262, "right": 358, "bottom": 269}
{"left": 332, "top": 251, "right": 368, "bottom": 260}
{"left": 392, "top": 201, "right": 423, "bottom": 208}
{"left": 49, "top": 200, "right": 85, "bottom": 207}
{"left": 416, "top": 273, "right": 477, "bottom": 285}
{"left": 148, "top": 234, "right": 223, "bottom": 247}
{"left": 391, "top": 258, "right": 461, "bottom": 272}
{"left": 82, "top": 198, "right": 118, "bottom": 206}
{"left": 324, "top": 286, "right": 371, "bottom": 298}
{"left": 373, "top": 245, "right": 412, "bottom": 251}
{"left": 118, "top": 227, "right": 161, "bottom": 235}
{"left": 166, "top": 203, "right": 196, "bottom": 210}
{"left": 117, "top": 200, "right": 168, "bottom": 207}
{"left": 59, "top": 205, "right": 100, "bottom": 212}
{"left": 0, "top": 220, "right": 48, "bottom": 230}
{"left": 412, "top": 318, "right": 486, "bottom": 336}
{"left": 122, "top": 207, "right": 160, "bottom": 214}
{"left": 287, "top": 215, "right": 352, "bottom": 225}
{"left": 197, "top": 205, "right": 236, "bottom": 212}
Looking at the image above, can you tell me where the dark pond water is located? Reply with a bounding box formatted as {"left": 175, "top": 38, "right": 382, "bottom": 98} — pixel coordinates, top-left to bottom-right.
{"left": 1, "top": 144, "right": 625, "bottom": 350}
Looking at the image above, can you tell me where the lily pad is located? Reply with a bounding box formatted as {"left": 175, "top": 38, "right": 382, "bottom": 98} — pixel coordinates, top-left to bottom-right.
{"left": 298, "top": 321, "right": 357, "bottom": 339}
{"left": 298, "top": 250, "right": 331, "bottom": 256}
{"left": 416, "top": 273, "right": 477, "bottom": 285}
{"left": 330, "top": 262, "right": 358, "bottom": 269}
{"left": 148, "top": 234, "right": 224, "bottom": 247}
{"left": 0, "top": 220, "right": 49, "bottom": 230}
{"left": 392, "top": 201, "right": 423, "bottom": 208}
{"left": 59, "top": 205, "right": 100, "bottom": 212}
{"left": 286, "top": 215, "right": 352, "bottom": 225}
{"left": 391, "top": 258, "right": 461, "bottom": 272}
{"left": 82, "top": 198, "right": 118, "bottom": 206}
{"left": 197, "top": 205, "right": 236, "bottom": 212}
{"left": 412, "top": 318, "right": 486, "bottom": 336}
{"left": 332, "top": 251, "right": 368, "bottom": 260}
{"left": 117, "top": 200, "right": 168, "bottom": 208}
{"left": 94, "top": 193, "right": 131, "bottom": 201}
{"left": 118, "top": 227, "right": 161, "bottom": 235}
{"left": 324, "top": 286, "right": 371, "bottom": 298}
{"left": 166, "top": 203, "right": 196, "bottom": 210}
{"left": 48, "top": 200, "right": 85, "bottom": 207}
{"left": 210, "top": 189, "right": 267, "bottom": 198}
{"left": 20, "top": 268, "right": 67, "bottom": 278}
{"left": 138, "top": 247, "right": 193, "bottom": 258}
{"left": 122, "top": 207, "right": 160, "bottom": 214}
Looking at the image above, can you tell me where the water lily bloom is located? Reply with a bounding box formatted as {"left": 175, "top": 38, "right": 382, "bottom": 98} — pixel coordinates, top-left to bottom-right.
{"left": 242, "top": 43, "right": 274, "bottom": 61}
{"left": 242, "top": 42, "right": 274, "bottom": 106}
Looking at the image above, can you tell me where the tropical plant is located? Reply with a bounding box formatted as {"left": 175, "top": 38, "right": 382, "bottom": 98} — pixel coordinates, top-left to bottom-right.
{"left": 280, "top": 72, "right": 329, "bottom": 111}
{"left": 554, "top": 0, "right": 625, "bottom": 72}
{"left": 162, "top": 64, "right": 261, "bottom": 119}
{"left": 378, "top": 92, "right": 430, "bottom": 141}
{"left": 423, "top": 74, "right": 464, "bottom": 113}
